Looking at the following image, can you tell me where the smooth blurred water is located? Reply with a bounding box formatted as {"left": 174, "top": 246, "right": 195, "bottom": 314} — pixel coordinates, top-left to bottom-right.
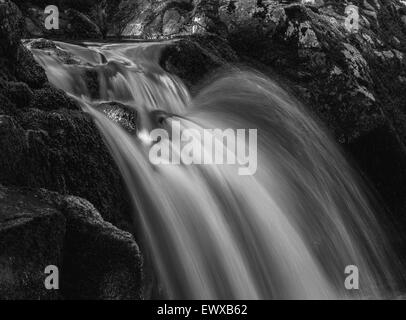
{"left": 29, "top": 40, "right": 401, "bottom": 299}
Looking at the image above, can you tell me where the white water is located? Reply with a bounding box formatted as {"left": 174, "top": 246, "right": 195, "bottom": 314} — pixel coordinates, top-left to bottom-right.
{"left": 29, "top": 40, "right": 401, "bottom": 299}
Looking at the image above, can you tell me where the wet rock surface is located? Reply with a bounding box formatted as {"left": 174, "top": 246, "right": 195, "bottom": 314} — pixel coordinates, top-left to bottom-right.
{"left": 98, "top": 102, "right": 138, "bottom": 134}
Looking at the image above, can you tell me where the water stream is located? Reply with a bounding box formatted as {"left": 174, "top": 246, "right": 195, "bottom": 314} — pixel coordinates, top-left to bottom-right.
{"left": 28, "top": 39, "right": 401, "bottom": 299}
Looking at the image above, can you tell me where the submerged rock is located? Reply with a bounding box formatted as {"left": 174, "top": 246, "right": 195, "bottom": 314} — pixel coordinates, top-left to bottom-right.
{"left": 27, "top": 38, "right": 83, "bottom": 65}
{"left": 29, "top": 38, "right": 56, "bottom": 50}
{"left": 98, "top": 101, "right": 138, "bottom": 134}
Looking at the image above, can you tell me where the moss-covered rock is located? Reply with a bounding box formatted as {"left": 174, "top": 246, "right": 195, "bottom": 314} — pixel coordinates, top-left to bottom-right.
{"left": 0, "top": 184, "right": 66, "bottom": 300}
{"left": 0, "top": 184, "right": 143, "bottom": 300}
{"left": 64, "top": 8, "right": 103, "bottom": 40}
{"left": 14, "top": 45, "right": 48, "bottom": 89}
{"left": 0, "top": 2, "right": 131, "bottom": 229}
{"left": 160, "top": 34, "right": 238, "bottom": 89}
{"left": 0, "top": 109, "right": 132, "bottom": 229}
{"left": 2, "top": 81, "right": 33, "bottom": 109}
{"left": 0, "top": 1, "right": 25, "bottom": 59}
{"left": 56, "top": 195, "right": 143, "bottom": 300}
{"left": 30, "top": 84, "right": 79, "bottom": 111}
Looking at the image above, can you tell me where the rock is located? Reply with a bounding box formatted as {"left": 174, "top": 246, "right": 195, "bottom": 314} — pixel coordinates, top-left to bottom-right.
{"left": 30, "top": 84, "right": 79, "bottom": 111}
{"left": 0, "top": 92, "right": 17, "bottom": 115}
{"left": 191, "top": 0, "right": 226, "bottom": 36}
{"left": 14, "top": 45, "right": 48, "bottom": 89}
{"left": 56, "top": 195, "right": 143, "bottom": 299}
{"left": 2, "top": 81, "right": 33, "bottom": 109}
{"left": 29, "top": 38, "right": 56, "bottom": 50}
{"left": 0, "top": 184, "right": 66, "bottom": 300}
{"left": 98, "top": 102, "right": 138, "bottom": 134}
{"left": 160, "top": 34, "right": 239, "bottom": 89}
{"left": 345, "top": 121, "right": 406, "bottom": 227}
{"left": 65, "top": 8, "right": 103, "bottom": 39}
{"left": 12, "top": 0, "right": 230, "bottom": 39}
{"left": 0, "top": 109, "right": 132, "bottom": 229}
{"left": 120, "top": 0, "right": 195, "bottom": 38}
{"left": 106, "top": 0, "right": 140, "bottom": 36}
{"left": 0, "top": 1, "right": 25, "bottom": 59}
{"left": 27, "top": 38, "right": 82, "bottom": 65}
{"left": 83, "top": 69, "right": 100, "bottom": 98}
{"left": 0, "top": 184, "right": 144, "bottom": 300}
{"left": 163, "top": 9, "right": 183, "bottom": 35}
{"left": 0, "top": 2, "right": 46, "bottom": 89}
{"left": 24, "top": 16, "right": 43, "bottom": 37}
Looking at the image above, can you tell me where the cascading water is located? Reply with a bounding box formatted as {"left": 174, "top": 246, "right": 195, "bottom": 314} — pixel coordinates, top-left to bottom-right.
{"left": 28, "top": 39, "right": 402, "bottom": 299}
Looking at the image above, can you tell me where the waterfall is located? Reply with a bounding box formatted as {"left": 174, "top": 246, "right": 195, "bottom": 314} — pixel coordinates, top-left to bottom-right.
{"left": 28, "top": 39, "right": 401, "bottom": 299}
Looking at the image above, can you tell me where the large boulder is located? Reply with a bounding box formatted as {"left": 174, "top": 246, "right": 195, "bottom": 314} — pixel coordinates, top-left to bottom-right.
{"left": 56, "top": 195, "right": 143, "bottom": 299}
{"left": 0, "top": 184, "right": 143, "bottom": 300}
{"left": 0, "top": 109, "right": 132, "bottom": 229}
{"left": 0, "top": 185, "right": 65, "bottom": 300}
